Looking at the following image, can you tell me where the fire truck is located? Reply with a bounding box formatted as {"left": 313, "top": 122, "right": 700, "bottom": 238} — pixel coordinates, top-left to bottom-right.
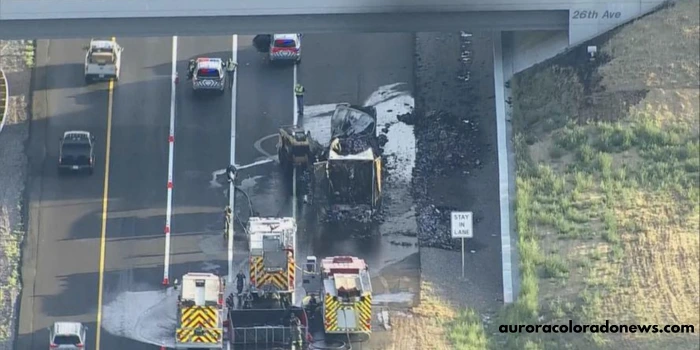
{"left": 226, "top": 217, "right": 310, "bottom": 347}
{"left": 303, "top": 256, "right": 373, "bottom": 337}
{"left": 174, "top": 273, "right": 225, "bottom": 349}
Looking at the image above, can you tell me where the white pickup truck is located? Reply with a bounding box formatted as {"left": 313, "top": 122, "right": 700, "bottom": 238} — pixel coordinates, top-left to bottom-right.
{"left": 84, "top": 39, "right": 122, "bottom": 83}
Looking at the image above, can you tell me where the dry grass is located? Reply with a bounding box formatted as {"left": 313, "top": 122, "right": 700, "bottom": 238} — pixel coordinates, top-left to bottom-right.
{"left": 599, "top": 0, "right": 699, "bottom": 91}
{"left": 377, "top": 282, "right": 455, "bottom": 350}
{"left": 505, "top": 0, "right": 700, "bottom": 349}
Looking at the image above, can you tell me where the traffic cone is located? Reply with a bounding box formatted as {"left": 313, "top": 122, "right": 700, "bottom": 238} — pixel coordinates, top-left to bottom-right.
{"left": 162, "top": 277, "right": 169, "bottom": 286}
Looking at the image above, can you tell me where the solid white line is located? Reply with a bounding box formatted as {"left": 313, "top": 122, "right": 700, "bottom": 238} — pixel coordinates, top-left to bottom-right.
{"left": 164, "top": 35, "right": 178, "bottom": 284}
{"left": 228, "top": 34, "right": 238, "bottom": 284}
{"left": 291, "top": 64, "right": 298, "bottom": 221}
{"left": 492, "top": 32, "right": 514, "bottom": 304}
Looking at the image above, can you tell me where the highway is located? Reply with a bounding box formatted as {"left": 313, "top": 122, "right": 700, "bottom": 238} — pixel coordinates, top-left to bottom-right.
{"left": 17, "top": 33, "right": 417, "bottom": 350}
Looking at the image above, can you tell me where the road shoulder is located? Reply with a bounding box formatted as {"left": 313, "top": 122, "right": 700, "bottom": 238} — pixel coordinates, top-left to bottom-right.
{"left": 0, "top": 39, "right": 35, "bottom": 350}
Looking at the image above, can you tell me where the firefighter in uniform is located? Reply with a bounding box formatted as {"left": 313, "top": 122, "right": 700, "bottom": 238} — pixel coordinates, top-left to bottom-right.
{"left": 289, "top": 314, "right": 303, "bottom": 348}
{"left": 294, "top": 84, "right": 305, "bottom": 119}
{"left": 226, "top": 58, "right": 237, "bottom": 90}
{"left": 235, "top": 270, "right": 246, "bottom": 307}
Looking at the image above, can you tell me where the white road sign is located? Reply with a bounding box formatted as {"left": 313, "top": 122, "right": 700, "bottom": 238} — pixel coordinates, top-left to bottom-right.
{"left": 451, "top": 211, "right": 473, "bottom": 238}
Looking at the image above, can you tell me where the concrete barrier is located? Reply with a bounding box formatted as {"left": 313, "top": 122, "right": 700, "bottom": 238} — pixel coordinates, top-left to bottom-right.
{"left": 0, "top": 68, "right": 8, "bottom": 134}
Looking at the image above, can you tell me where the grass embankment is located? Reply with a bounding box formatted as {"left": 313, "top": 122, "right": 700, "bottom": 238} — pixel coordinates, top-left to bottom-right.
{"left": 449, "top": 0, "right": 700, "bottom": 349}
{"left": 23, "top": 40, "right": 35, "bottom": 68}
{"left": 0, "top": 207, "right": 22, "bottom": 341}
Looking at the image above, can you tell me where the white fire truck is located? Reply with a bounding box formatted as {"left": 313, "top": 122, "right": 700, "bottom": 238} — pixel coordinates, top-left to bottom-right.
{"left": 174, "top": 273, "right": 225, "bottom": 349}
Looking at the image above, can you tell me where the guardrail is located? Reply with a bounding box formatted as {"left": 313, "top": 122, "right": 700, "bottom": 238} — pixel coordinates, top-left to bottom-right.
{"left": 0, "top": 68, "right": 8, "bottom": 134}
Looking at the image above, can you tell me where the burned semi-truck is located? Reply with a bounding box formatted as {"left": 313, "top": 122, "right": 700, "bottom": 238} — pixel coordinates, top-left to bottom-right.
{"left": 312, "top": 104, "right": 382, "bottom": 221}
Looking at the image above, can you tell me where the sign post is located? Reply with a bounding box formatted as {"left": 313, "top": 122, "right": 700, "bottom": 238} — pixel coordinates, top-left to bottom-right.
{"left": 451, "top": 211, "right": 473, "bottom": 279}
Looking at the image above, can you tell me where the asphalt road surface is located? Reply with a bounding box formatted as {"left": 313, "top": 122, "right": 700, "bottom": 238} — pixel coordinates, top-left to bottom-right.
{"left": 18, "top": 39, "right": 110, "bottom": 350}
{"left": 18, "top": 33, "right": 417, "bottom": 350}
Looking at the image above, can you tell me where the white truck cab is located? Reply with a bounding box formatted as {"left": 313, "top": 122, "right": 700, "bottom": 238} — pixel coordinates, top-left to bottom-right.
{"left": 84, "top": 39, "right": 122, "bottom": 83}
{"left": 48, "top": 322, "right": 87, "bottom": 349}
{"left": 269, "top": 34, "right": 302, "bottom": 64}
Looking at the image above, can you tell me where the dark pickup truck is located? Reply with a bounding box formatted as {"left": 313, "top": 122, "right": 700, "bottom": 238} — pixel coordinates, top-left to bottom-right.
{"left": 58, "top": 131, "right": 95, "bottom": 175}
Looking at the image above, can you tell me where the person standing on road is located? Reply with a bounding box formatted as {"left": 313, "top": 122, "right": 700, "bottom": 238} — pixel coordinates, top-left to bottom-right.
{"left": 289, "top": 313, "right": 303, "bottom": 348}
{"left": 235, "top": 270, "right": 246, "bottom": 307}
{"left": 226, "top": 58, "right": 237, "bottom": 90}
{"left": 187, "top": 59, "right": 196, "bottom": 80}
{"left": 294, "top": 83, "right": 305, "bottom": 119}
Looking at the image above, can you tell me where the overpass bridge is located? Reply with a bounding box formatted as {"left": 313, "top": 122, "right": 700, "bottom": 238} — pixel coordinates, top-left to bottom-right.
{"left": 0, "top": 0, "right": 667, "bottom": 44}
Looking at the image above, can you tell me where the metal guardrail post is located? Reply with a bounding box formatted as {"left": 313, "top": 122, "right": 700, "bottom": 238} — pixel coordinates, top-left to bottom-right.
{"left": 0, "top": 68, "right": 8, "bottom": 134}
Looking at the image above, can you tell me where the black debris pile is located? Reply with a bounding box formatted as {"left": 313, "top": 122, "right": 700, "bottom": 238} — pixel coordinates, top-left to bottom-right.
{"left": 411, "top": 32, "right": 485, "bottom": 250}
{"left": 411, "top": 110, "right": 481, "bottom": 249}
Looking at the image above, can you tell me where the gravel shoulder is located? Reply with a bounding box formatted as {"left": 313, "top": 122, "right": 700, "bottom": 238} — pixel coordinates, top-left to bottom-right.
{"left": 0, "top": 40, "right": 33, "bottom": 350}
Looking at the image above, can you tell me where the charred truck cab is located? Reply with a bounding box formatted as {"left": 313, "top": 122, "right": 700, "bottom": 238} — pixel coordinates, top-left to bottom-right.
{"left": 312, "top": 104, "right": 383, "bottom": 221}
{"left": 227, "top": 217, "right": 310, "bottom": 347}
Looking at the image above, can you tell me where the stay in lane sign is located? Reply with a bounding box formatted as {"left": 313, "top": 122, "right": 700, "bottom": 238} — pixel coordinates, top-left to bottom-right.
{"left": 451, "top": 211, "right": 473, "bottom": 238}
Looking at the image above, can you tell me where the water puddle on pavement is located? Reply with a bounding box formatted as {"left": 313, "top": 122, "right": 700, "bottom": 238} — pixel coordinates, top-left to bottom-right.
{"left": 102, "top": 288, "right": 179, "bottom": 348}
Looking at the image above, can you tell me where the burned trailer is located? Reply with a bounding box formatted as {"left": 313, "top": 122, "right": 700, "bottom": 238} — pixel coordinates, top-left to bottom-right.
{"left": 312, "top": 104, "right": 382, "bottom": 220}
{"left": 226, "top": 306, "right": 310, "bottom": 347}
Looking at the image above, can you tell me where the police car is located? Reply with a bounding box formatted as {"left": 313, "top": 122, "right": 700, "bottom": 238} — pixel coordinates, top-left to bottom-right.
{"left": 269, "top": 34, "right": 302, "bottom": 64}
{"left": 189, "top": 57, "right": 226, "bottom": 94}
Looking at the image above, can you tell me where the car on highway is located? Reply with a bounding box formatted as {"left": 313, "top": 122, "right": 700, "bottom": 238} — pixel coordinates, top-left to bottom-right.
{"left": 48, "top": 321, "right": 87, "bottom": 349}
{"left": 58, "top": 130, "right": 95, "bottom": 175}
{"left": 187, "top": 57, "right": 226, "bottom": 95}
{"left": 270, "top": 34, "right": 302, "bottom": 64}
{"left": 253, "top": 34, "right": 302, "bottom": 64}
{"left": 84, "top": 39, "right": 122, "bottom": 83}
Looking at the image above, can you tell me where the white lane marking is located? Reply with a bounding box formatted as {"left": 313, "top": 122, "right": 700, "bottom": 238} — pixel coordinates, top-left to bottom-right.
{"left": 228, "top": 34, "right": 238, "bottom": 284}
{"left": 163, "top": 36, "right": 178, "bottom": 285}
{"left": 291, "top": 63, "right": 298, "bottom": 306}
{"left": 291, "top": 63, "right": 298, "bottom": 223}
{"left": 253, "top": 133, "right": 279, "bottom": 159}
